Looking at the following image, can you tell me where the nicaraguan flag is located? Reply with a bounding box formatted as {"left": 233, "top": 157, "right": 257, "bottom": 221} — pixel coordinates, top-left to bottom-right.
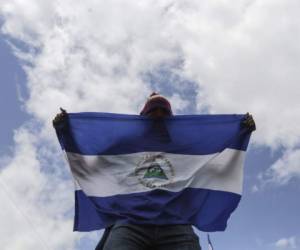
{"left": 54, "top": 112, "right": 252, "bottom": 232}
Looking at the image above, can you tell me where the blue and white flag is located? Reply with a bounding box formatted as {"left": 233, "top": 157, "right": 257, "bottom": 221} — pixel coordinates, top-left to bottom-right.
{"left": 55, "top": 112, "right": 252, "bottom": 232}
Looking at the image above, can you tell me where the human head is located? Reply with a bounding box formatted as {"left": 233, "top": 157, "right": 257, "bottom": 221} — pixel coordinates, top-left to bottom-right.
{"left": 140, "top": 92, "right": 173, "bottom": 118}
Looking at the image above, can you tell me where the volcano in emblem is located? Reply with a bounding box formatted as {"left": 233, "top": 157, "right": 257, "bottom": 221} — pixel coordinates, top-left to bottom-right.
{"left": 143, "top": 163, "right": 168, "bottom": 180}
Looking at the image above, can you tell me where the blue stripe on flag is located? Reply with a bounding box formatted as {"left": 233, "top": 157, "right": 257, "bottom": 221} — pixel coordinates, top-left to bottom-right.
{"left": 73, "top": 188, "right": 241, "bottom": 232}
{"left": 56, "top": 113, "right": 251, "bottom": 155}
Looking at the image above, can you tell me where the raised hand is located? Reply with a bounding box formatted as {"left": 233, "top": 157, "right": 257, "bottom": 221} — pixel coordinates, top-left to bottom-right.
{"left": 52, "top": 107, "right": 68, "bottom": 129}
{"left": 242, "top": 112, "right": 256, "bottom": 132}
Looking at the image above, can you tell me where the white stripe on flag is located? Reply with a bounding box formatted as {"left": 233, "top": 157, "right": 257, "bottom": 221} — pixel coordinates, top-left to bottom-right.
{"left": 65, "top": 148, "right": 245, "bottom": 196}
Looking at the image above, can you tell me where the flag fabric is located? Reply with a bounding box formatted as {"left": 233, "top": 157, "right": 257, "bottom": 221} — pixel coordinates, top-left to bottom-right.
{"left": 54, "top": 112, "right": 252, "bottom": 232}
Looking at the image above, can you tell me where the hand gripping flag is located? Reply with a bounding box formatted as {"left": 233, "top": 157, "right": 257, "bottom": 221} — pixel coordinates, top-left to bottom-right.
{"left": 54, "top": 112, "right": 252, "bottom": 232}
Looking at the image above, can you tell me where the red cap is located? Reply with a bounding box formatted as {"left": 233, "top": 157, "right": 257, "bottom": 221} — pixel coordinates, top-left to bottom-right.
{"left": 140, "top": 92, "right": 172, "bottom": 115}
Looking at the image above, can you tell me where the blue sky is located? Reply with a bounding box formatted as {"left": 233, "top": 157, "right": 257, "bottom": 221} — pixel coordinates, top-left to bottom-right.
{"left": 0, "top": 36, "right": 29, "bottom": 156}
{"left": 0, "top": 1, "right": 300, "bottom": 250}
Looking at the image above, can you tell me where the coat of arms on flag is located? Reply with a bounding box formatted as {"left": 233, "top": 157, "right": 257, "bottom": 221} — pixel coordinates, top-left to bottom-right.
{"left": 135, "top": 153, "right": 174, "bottom": 188}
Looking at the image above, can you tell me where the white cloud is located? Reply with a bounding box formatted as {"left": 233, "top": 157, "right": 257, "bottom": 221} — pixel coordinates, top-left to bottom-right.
{"left": 0, "top": 125, "right": 75, "bottom": 250}
{"left": 264, "top": 149, "right": 300, "bottom": 185}
{"left": 2, "top": 0, "right": 300, "bottom": 148}
{"left": 275, "top": 236, "right": 297, "bottom": 249}
{"left": 168, "top": 0, "right": 300, "bottom": 149}
{"left": 1, "top": 0, "right": 300, "bottom": 248}
{"left": 0, "top": 123, "right": 102, "bottom": 249}
{"left": 161, "top": 0, "right": 300, "bottom": 185}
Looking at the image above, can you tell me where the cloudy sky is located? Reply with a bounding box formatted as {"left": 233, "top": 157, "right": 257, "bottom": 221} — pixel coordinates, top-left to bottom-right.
{"left": 0, "top": 0, "right": 300, "bottom": 249}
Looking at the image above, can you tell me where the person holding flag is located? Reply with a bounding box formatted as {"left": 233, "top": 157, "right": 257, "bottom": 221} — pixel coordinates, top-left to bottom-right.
{"left": 53, "top": 92, "right": 256, "bottom": 250}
